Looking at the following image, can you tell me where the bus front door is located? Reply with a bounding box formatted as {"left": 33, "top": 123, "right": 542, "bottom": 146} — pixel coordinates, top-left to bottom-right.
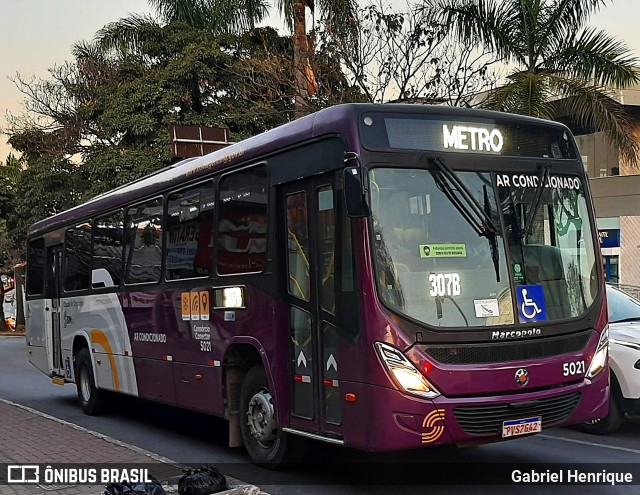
{"left": 45, "top": 244, "right": 64, "bottom": 378}
{"left": 281, "top": 175, "right": 344, "bottom": 441}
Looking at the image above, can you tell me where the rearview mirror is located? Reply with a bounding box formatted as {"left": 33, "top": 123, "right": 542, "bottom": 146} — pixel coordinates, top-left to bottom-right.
{"left": 343, "top": 166, "right": 370, "bottom": 218}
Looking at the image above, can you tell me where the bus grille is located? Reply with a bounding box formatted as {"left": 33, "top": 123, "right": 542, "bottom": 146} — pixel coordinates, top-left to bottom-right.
{"left": 453, "top": 392, "right": 581, "bottom": 436}
{"left": 422, "top": 331, "right": 592, "bottom": 365}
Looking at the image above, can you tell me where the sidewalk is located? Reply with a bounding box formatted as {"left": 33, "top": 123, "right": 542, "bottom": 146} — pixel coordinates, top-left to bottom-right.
{"left": 0, "top": 399, "right": 261, "bottom": 495}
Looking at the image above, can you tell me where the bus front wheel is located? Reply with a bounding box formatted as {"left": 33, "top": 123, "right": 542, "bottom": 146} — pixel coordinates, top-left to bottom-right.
{"left": 581, "top": 394, "right": 623, "bottom": 435}
{"left": 580, "top": 374, "right": 624, "bottom": 435}
{"left": 75, "top": 348, "right": 105, "bottom": 415}
{"left": 239, "top": 365, "right": 296, "bottom": 468}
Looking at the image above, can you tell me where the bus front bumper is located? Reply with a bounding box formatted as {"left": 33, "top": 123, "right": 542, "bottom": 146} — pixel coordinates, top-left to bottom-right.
{"left": 340, "top": 370, "right": 609, "bottom": 452}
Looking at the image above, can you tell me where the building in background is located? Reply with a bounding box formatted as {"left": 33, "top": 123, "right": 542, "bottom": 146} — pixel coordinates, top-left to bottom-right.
{"left": 571, "top": 85, "right": 640, "bottom": 285}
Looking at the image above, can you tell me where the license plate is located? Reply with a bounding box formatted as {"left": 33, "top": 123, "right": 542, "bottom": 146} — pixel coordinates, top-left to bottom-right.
{"left": 502, "top": 416, "right": 542, "bottom": 438}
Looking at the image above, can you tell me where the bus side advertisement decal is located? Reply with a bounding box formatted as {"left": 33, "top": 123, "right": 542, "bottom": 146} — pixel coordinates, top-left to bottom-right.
{"left": 181, "top": 291, "right": 210, "bottom": 321}
{"left": 90, "top": 329, "right": 121, "bottom": 392}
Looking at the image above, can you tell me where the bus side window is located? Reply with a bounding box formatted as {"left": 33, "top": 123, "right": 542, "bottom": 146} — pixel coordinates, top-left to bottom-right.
{"left": 27, "top": 238, "right": 45, "bottom": 296}
{"left": 166, "top": 180, "right": 214, "bottom": 280}
{"left": 336, "top": 191, "right": 359, "bottom": 341}
{"left": 217, "top": 165, "right": 268, "bottom": 275}
{"left": 318, "top": 186, "right": 335, "bottom": 314}
{"left": 64, "top": 222, "right": 92, "bottom": 292}
{"left": 286, "top": 191, "right": 310, "bottom": 301}
{"left": 124, "top": 198, "right": 163, "bottom": 284}
{"left": 92, "top": 211, "right": 124, "bottom": 288}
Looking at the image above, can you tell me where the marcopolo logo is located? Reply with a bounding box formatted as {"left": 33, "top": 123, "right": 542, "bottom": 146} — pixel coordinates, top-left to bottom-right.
{"left": 491, "top": 328, "right": 542, "bottom": 340}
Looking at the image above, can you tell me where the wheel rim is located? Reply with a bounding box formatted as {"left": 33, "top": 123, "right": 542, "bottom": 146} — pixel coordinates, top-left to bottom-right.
{"left": 246, "top": 387, "right": 276, "bottom": 447}
{"left": 80, "top": 366, "right": 92, "bottom": 402}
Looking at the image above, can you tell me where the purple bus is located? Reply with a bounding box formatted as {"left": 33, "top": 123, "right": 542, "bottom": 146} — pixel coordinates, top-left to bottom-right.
{"left": 26, "top": 104, "right": 609, "bottom": 466}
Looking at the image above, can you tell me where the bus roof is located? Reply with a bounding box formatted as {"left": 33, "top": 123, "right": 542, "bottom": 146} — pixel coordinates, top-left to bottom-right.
{"left": 28, "top": 103, "right": 570, "bottom": 237}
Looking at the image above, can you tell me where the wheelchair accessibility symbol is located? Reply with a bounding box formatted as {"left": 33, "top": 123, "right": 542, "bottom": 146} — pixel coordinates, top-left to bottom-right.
{"left": 516, "top": 285, "right": 548, "bottom": 323}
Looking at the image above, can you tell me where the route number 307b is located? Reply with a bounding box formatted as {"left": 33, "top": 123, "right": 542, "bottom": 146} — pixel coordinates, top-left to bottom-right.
{"left": 562, "top": 360, "right": 585, "bottom": 377}
{"left": 429, "top": 273, "right": 462, "bottom": 297}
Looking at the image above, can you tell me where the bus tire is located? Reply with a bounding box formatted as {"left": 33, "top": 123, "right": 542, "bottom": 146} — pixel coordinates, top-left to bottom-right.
{"left": 239, "top": 365, "right": 296, "bottom": 468}
{"left": 75, "top": 348, "right": 105, "bottom": 415}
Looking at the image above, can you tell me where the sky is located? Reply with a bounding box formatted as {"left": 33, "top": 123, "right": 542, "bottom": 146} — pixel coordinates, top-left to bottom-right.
{"left": 1, "top": 0, "right": 640, "bottom": 161}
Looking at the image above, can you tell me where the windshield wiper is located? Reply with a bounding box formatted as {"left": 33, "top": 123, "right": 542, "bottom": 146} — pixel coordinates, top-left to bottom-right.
{"left": 435, "top": 294, "right": 469, "bottom": 326}
{"left": 427, "top": 156, "right": 498, "bottom": 237}
{"left": 483, "top": 184, "right": 500, "bottom": 283}
{"left": 427, "top": 156, "right": 500, "bottom": 282}
{"left": 523, "top": 164, "right": 551, "bottom": 238}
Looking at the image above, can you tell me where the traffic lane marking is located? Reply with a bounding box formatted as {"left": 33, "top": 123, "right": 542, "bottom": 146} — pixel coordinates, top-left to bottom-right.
{"left": 538, "top": 433, "right": 640, "bottom": 455}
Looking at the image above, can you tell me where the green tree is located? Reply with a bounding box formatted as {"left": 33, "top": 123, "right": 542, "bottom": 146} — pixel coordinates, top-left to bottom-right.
{"left": 0, "top": 155, "right": 17, "bottom": 222}
{"left": 6, "top": 23, "right": 358, "bottom": 252}
{"left": 94, "top": 0, "right": 358, "bottom": 117}
{"left": 319, "top": 0, "right": 500, "bottom": 105}
{"left": 0, "top": 155, "right": 24, "bottom": 250}
{"left": 425, "top": 0, "right": 640, "bottom": 163}
{"left": 0, "top": 155, "right": 24, "bottom": 332}
{"left": 148, "top": 0, "right": 269, "bottom": 30}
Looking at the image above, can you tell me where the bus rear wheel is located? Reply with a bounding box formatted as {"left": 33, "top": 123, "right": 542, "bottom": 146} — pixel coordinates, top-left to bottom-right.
{"left": 239, "top": 365, "right": 296, "bottom": 468}
{"left": 75, "top": 348, "right": 105, "bottom": 415}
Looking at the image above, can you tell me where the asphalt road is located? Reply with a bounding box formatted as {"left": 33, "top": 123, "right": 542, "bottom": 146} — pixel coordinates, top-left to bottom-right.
{"left": 2, "top": 335, "right": 639, "bottom": 494}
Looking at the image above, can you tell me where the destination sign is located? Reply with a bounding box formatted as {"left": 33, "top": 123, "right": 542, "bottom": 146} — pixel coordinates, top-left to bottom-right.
{"left": 360, "top": 113, "right": 577, "bottom": 159}
{"left": 443, "top": 125, "right": 504, "bottom": 153}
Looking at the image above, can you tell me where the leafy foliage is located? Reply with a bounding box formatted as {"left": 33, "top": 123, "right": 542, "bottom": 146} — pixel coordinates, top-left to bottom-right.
{"left": 424, "top": 0, "right": 640, "bottom": 164}
{"left": 3, "top": 21, "right": 361, "bottom": 257}
{"left": 318, "top": 0, "right": 500, "bottom": 105}
{"left": 0, "top": 155, "right": 27, "bottom": 282}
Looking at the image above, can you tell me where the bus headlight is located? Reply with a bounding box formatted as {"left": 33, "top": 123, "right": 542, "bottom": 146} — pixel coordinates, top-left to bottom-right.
{"left": 586, "top": 326, "right": 609, "bottom": 380}
{"left": 375, "top": 342, "right": 440, "bottom": 399}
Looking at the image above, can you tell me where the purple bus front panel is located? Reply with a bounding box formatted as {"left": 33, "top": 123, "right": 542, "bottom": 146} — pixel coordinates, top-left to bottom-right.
{"left": 338, "top": 369, "right": 608, "bottom": 452}
{"left": 405, "top": 332, "right": 602, "bottom": 397}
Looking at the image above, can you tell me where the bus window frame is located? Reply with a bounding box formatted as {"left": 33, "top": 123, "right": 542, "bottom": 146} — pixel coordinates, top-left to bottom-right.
{"left": 26, "top": 237, "right": 46, "bottom": 298}
{"left": 62, "top": 220, "right": 94, "bottom": 295}
{"left": 123, "top": 195, "right": 165, "bottom": 287}
{"left": 91, "top": 209, "right": 125, "bottom": 292}
{"left": 164, "top": 177, "right": 216, "bottom": 283}
{"left": 362, "top": 152, "right": 602, "bottom": 332}
{"left": 216, "top": 161, "right": 270, "bottom": 277}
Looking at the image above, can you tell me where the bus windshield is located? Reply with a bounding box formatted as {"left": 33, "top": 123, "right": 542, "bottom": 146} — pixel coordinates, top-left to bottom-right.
{"left": 498, "top": 173, "right": 599, "bottom": 320}
{"left": 370, "top": 167, "right": 599, "bottom": 328}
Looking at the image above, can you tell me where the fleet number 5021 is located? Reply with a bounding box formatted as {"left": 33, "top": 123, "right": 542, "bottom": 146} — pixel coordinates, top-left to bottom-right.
{"left": 562, "top": 360, "right": 585, "bottom": 376}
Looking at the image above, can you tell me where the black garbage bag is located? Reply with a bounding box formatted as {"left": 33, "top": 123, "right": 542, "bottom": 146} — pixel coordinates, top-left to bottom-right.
{"left": 178, "top": 465, "right": 228, "bottom": 495}
{"left": 104, "top": 476, "right": 166, "bottom": 495}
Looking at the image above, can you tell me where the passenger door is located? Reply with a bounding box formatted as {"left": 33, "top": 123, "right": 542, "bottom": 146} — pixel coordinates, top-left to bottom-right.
{"left": 45, "top": 244, "right": 64, "bottom": 377}
{"left": 280, "top": 174, "right": 343, "bottom": 439}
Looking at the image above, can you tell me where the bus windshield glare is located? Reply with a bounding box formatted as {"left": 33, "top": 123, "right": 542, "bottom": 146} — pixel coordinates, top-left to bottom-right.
{"left": 371, "top": 167, "right": 599, "bottom": 328}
